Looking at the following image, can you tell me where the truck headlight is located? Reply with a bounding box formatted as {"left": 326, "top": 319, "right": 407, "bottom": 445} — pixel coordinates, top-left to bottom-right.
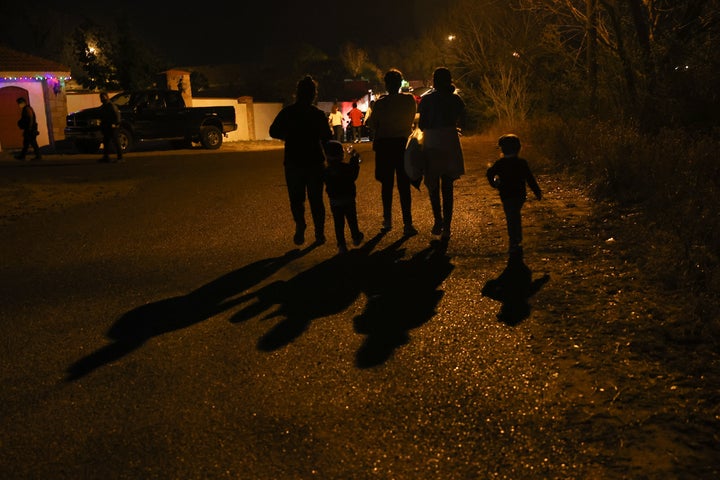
{"left": 88, "top": 119, "right": 101, "bottom": 126}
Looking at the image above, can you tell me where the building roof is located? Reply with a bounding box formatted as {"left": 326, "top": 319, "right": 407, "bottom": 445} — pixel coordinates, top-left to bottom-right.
{"left": 0, "top": 45, "right": 71, "bottom": 77}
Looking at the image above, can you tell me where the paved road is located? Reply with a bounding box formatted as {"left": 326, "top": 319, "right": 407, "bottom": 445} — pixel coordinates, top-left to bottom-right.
{"left": 1, "top": 140, "right": 715, "bottom": 479}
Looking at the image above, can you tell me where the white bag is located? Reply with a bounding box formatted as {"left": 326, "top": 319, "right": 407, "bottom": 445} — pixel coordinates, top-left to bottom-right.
{"left": 404, "top": 128, "right": 424, "bottom": 187}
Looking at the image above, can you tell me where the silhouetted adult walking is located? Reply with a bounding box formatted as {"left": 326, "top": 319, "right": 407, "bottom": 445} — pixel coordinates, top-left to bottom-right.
{"left": 15, "top": 97, "right": 41, "bottom": 160}
{"left": 365, "top": 69, "right": 418, "bottom": 236}
{"left": 99, "top": 92, "right": 123, "bottom": 163}
{"left": 417, "top": 67, "right": 466, "bottom": 240}
{"left": 270, "top": 75, "right": 332, "bottom": 245}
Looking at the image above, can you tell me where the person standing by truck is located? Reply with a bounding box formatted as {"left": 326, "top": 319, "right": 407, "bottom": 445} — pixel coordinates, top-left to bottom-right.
{"left": 270, "top": 75, "right": 333, "bottom": 246}
{"left": 65, "top": 90, "right": 236, "bottom": 153}
{"left": 99, "top": 92, "right": 123, "bottom": 163}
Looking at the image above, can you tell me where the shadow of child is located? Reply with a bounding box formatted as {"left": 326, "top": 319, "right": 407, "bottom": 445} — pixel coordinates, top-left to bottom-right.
{"left": 481, "top": 254, "right": 549, "bottom": 326}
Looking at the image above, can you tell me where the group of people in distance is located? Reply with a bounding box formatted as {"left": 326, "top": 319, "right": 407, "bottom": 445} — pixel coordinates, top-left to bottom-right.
{"left": 269, "top": 67, "right": 542, "bottom": 257}
{"left": 328, "top": 101, "right": 365, "bottom": 144}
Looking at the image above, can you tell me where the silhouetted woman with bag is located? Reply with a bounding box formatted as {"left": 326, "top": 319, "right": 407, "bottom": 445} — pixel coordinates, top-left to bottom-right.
{"left": 417, "top": 67, "right": 465, "bottom": 240}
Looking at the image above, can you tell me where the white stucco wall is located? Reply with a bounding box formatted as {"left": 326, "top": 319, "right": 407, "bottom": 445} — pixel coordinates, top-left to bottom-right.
{"left": 253, "top": 102, "right": 283, "bottom": 140}
{"left": 66, "top": 91, "right": 121, "bottom": 114}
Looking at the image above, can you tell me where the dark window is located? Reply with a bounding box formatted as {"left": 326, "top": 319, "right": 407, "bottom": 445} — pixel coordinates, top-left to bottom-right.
{"left": 166, "top": 93, "right": 184, "bottom": 109}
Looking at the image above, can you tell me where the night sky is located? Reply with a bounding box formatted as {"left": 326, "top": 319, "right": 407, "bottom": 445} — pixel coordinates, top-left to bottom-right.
{"left": 1, "top": 0, "right": 446, "bottom": 66}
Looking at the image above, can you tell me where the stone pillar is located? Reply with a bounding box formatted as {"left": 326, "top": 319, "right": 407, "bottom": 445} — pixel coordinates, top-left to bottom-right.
{"left": 42, "top": 77, "right": 69, "bottom": 146}
{"left": 238, "top": 96, "right": 255, "bottom": 140}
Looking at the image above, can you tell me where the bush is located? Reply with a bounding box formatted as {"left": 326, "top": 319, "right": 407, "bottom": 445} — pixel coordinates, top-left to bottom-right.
{"left": 527, "top": 116, "right": 720, "bottom": 323}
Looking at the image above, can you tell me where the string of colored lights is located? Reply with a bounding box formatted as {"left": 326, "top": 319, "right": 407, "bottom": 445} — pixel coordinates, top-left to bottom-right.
{"left": 1, "top": 75, "right": 71, "bottom": 81}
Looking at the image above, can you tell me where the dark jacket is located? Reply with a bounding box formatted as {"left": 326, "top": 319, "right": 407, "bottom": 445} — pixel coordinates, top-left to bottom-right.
{"left": 18, "top": 105, "right": 38, "bottom": 134}
{"left": 323, "top": 155, "right": 360, "bottom": 204}
{"left": 100, "top": 101, "right": 121, "bottom": 129}
{"left": 486, "top": 156, "right": 542, "bottom": 201}
{"left": 269, "top": 103, "right": 332, "bottom": 168}
{"left": 417, "top": 89, "right": 465, "bottom": 131}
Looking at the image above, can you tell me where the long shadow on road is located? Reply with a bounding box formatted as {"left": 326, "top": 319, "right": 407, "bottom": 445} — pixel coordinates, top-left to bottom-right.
{"left": 67, "top": 232, "right": 457, "bottom": 380}
{"left": 65, "top": 247, "right": 314, "bottom": 381}
{"left": 353, "top": 238, "right": 454, "bottom": 368}
{"left": 229, "top": 233, "right": 454, "bottom": 368}
{"left": 228, "top": 232, "right": 388, "bottom": 350}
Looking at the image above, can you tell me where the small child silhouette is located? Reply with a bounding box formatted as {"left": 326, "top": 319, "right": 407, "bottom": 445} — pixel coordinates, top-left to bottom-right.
{"left": 323, "top": 140, "right": 364, "bottom": 254}
{"left": 486, "top": 134, "right": 542, "bottom": 257}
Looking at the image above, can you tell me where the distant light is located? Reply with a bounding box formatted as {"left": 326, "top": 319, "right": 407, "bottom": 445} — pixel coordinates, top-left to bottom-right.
{"left": 447, "top": 35, "right": 456, "bottom": 42}
{"left": 512, "top": 51, "right": 521, "bottom": 58}
{"left": 674, "top": 65, "right": 690, "bottom": 71}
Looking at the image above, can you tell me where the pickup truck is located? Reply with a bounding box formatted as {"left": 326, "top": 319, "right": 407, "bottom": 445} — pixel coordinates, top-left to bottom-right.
{"left": 64, "top": 90, "right": 237, "bottom": 153}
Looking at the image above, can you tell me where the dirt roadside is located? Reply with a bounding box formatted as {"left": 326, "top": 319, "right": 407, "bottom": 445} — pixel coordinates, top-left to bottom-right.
{"left": 461, "top": 135, "right": 719, "bottom": 477}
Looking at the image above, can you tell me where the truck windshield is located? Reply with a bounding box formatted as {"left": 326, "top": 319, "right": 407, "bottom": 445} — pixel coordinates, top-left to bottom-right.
{"left": 111, "top": 92, "right": 133, "bottom": 106}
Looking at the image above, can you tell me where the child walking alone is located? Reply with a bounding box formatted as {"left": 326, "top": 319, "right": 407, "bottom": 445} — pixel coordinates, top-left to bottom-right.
{"left": 323, "top": 141, "right": 364, "bottom": 254}
{"left": 486, "top": 134, "right": 542, "bottom": 257}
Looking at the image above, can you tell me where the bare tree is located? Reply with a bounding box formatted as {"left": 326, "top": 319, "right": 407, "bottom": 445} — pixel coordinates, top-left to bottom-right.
{"left": 340, "top": 43, "right": 370, "bottom": 79}
{"left": 444, "top": 0, "right": 540, "bottom": 127}
{"left": 518, "top": 0, "right": 720, "bottom": 126}
{"left": 375, "top": 35, "right": 443, "bottom": 84}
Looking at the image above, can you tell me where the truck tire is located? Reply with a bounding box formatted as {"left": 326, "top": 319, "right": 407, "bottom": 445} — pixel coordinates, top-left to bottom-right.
{"left": 200, "top": 125, "right": 223, "bottom": 149}
{"left": 118, "top": 128, "right": 133, "bottom": 153}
